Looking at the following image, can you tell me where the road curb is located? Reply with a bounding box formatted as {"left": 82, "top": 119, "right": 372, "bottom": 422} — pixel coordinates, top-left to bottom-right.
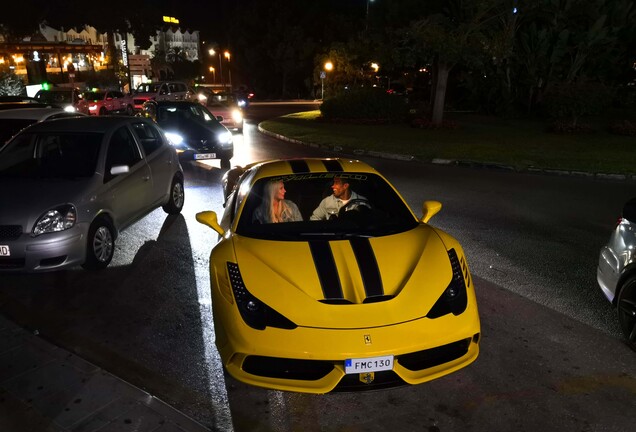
{"left": 258, "top": 123, "right": 635, "bottom": 182}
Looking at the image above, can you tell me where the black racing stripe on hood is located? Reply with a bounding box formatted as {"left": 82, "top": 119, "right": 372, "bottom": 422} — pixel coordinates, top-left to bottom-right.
{"left": 289, "top": 160, "right": 310, "bottom": 173}
{"left": 350, "top": 237, "right": 384, "bottom": 298}
{"left": 322, "top": 160, "right": 344, "bottom": 172}
{"left": 309, "top": 241, "right": 343, "bottom": 299}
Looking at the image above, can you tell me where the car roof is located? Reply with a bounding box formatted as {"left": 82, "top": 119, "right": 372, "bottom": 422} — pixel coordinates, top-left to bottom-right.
{"left": 24, "top": 115, "right": 151, "bottom": 133}
{"left": 0, "top": 108, "right": 82, "bottom": 120}
{"left": 247, "top": 158, "right": 379, "bottom": 180}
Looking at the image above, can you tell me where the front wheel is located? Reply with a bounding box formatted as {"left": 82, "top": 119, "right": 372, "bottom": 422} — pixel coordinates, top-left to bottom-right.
{"left": 82, "top": 219, "right": 115, "bottom": 270}
{"left": 617, "top": 275, "right": 636, "bottom": 351}
{"left": 163, "top": 176, "right": 185, "bottom": 214}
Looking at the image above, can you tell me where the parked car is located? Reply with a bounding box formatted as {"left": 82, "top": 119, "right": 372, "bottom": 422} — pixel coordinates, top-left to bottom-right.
{"left": 34, "top": 87, "right": 89, "bottom": 114}
{"left": 142, "top": 100, "right": 234, "bottom": 168}
{"left": 0, "top": 116, "right": 184, "bottom": 272}
{"left": 597, "top": 197, "right": 636, "bottom": 351}
{"left": 202, "top": 92, "right": 244, "bottom": 133}
{"left": 85, "top": 90, "right": 134, "bottom": 116}
{"left": 132, "top": 81, "right": 191, "bottom": 111}
{"left": 195, "top": 158, "right": 481, "bottom": 393}
{"left": 0, "top": 107, "right": 87, "bottom": 144}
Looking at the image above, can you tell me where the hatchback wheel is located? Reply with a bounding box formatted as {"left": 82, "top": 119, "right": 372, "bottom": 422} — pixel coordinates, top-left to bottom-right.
{"left": 163, "top": 176, "right": 185, "bottom": 214}
{"left": 82, "top": 219, "right": 115, "bottom": 270}
{"left": 617, "top": 275, "right": 636, "bottom": 351}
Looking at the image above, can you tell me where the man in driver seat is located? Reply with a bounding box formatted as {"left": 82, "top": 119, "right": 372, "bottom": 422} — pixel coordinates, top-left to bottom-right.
{"left": 310, "top": 176, "right": 366, "bottom": 220}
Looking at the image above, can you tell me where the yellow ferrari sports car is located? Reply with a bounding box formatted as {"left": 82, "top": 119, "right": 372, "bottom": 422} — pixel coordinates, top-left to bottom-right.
{"left": 197, "top": 158, "right": 480, "bottom": 393}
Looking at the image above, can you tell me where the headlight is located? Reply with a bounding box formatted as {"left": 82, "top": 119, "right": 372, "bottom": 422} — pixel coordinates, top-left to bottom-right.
{"left": 165, "top": 132, "right": 184, "bottom": 145}
{"left": 237, "top": 99, "right": 246, "bottom": 107}
{"left": 426, "top": 248, "right": 469, "bottom": 318}
{"left": 198, "top": 93, "right": 207, "bottom": 102}
{"left": 217, "top": 131, "right": 233, "bottom": 144}
{"left": 64, "top": 105, "right": 77, "bottom": 112}
{"left": 89, "top": 105, "right": 98, "bottom": 111}
{"left": 33, "top": 205, "right": 77, "bottom": 236}
{"left": 231, "top": 109, "right": 243, "bottom": 123}
{"left": 227, "top": 262, "right": 296, "bottom": 330}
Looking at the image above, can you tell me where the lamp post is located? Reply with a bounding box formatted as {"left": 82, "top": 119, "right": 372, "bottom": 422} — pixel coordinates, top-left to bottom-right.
{"left": 224, "top": 51, "right": 232, "bottom": 91}
{"left": 209, "top": 48, "right": 224, "bottom": 89}
{"left": 322, "top": 61, "right": 333, "bottom": 100}
{"left": 209, "top": 66, "right": 216, "bottom": 83}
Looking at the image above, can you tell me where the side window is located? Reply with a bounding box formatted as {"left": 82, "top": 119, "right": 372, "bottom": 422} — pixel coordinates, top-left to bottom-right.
{"left": 160, "top": 84, "right": 168, "bottom": 95}
{"left": 104, "top": 126, "right": 142, "bottom": 182}
{"left": 131, "top": 122, "right": 163, "bottom": 156}
{"left": 113, "top": 91, "right": 123, "bottom": 98}
{"left": 168, "top": 83, "right": 176, "bottom": 93}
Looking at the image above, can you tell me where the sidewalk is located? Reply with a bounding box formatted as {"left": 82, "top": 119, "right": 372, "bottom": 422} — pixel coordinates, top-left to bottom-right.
{"left": 0, "top": 314, "right": 210, "bottom": 432}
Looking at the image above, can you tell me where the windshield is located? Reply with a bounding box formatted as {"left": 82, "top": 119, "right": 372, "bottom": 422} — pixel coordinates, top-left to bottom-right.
{"left": 0, "top": 132, "right": 102, "bottom": 179}
{"left": 235, "top": 172, "right": 418, "bottom": 240}
{"left": 135, "top": 83, "right": 161, "bottom": 94}
{"left": 156, "top": 104, "right": 218, "bottom": 124}
{"left": 35, "top": 91, "right": 72, "bottom": 104}
{"left": 84, "top": 92, "right": 106, "bottom": 101}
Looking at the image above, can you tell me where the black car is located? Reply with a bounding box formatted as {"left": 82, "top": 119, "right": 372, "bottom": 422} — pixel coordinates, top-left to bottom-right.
{"left": 142, "top": 100, "right": 234, "bottom": 168}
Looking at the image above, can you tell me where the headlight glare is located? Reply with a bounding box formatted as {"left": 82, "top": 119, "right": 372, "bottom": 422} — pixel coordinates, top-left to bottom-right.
{"left": 217, "top": 131, "right": 233, "bottom": 144}
{"left": 165, "top": 131, "right": 184, "bottom": 145}
{"left": 33, "top": 205, "right": 77, "bottom": 236}
{"left": 231, "top": 109, "right": 243, "bottom": 123}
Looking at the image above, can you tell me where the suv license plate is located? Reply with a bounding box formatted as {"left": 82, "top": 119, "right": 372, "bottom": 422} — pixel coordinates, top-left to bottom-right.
{"left": 345, "top": 355, "right": 394, "bottom": 374}
{"left": 0, "top": 245, "right": 10, "bottom": 256}
{"left": 195, "top": 153, "right": 216, "bottom": 160}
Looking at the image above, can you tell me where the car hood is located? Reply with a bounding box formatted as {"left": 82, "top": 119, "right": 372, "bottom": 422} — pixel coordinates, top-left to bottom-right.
{"left": 158, "top": 118, "right": 226, "bottom": 140}
{"left": 232, "top": 225, "right": 454, "bottom": 329}
{"left": 0, "top": 177, "right": 94, "bottom": 225}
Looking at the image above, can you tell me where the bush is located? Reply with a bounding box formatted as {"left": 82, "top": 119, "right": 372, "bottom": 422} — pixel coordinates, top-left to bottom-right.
{"left": 0, "top": 71, "right": 25, "bottom": 96}
{"left": 542, "top": 82, "right": 613, "bottom": 129}
{"left": 320, "top": 89, "right": 409, "bottom": 123}
{"left": 608, "top": 120, "right": 636, "bottom": 136}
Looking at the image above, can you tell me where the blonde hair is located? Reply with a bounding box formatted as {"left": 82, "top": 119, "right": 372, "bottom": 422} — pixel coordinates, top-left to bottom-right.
{"left": 263, "top": 180, "right": 293, "bottom": 223}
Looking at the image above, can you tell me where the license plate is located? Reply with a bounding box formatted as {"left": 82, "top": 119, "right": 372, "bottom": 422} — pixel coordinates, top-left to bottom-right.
{"left": 0, "top": 245, "right": 10, "bottom": 256}
{"left": 345, "top": 355, "right": 394, "bottom": 374}
{"left": 194, "top": 153, "right": 216, "bottom": 160}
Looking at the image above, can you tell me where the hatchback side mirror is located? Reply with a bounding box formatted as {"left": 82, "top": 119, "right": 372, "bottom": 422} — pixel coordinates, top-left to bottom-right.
{"left": 421, "top": 200, "right": 442, "bottom": 223}
{"left": 196, "top": 211, "right": 225, "bottom": 236}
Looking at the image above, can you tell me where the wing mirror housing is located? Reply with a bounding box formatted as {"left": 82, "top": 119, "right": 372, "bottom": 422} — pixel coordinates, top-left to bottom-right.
{"left": 421, "top": 200, "right": 442, "bottom": 223}
{"left": 110, "top": 165, "right": 130, "bottom": 176}
{"left": 196, "top": 211, "right": 225, "bottom": 236}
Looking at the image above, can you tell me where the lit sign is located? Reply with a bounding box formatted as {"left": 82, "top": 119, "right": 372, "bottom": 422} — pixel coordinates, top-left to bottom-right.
{"left": 121, "top": 38, "right": 128, "bottom": 67}
{"left": 163, "top": 16, "right": 180, "bottom": 24}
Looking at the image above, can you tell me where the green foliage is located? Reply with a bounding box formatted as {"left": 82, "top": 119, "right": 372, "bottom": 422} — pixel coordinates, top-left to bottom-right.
{"left": 542, "top": 82, "right": 613, "bottom": 127}
{"left": 320, "top": 89, "right": 409, "bottom": 122}
{"left": 0, "top": 71, "right": 25, "bottom": 96}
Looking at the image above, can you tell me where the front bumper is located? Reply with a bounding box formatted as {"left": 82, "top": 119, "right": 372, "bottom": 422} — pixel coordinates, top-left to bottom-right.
{"left": 0, "top": 224, "right": 88, "bottom": 272}
{"left": 214, "top": 304, "right": 481, "bottom": 393}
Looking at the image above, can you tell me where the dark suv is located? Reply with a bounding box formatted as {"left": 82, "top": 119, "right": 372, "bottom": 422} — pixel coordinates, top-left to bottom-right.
{"left": 142, "top": 100, "right": 234, "bottom": 168}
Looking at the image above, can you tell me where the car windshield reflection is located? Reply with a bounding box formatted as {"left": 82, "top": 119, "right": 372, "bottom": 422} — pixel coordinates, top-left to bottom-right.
{"left": 236, "top": 173, "right": 418, "bottom": 240}
{"left": 0, "top": 132, "right": 102, "bottom": 179}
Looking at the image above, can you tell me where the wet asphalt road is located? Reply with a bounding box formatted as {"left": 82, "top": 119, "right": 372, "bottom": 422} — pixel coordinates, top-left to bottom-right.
{"left": 0, "top": 102, "right": 634, "bottom": 431}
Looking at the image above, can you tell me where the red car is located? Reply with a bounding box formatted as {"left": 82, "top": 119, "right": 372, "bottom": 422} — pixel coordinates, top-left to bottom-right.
{"left": 85, "top": 90, "right": 135, "bottom": 116}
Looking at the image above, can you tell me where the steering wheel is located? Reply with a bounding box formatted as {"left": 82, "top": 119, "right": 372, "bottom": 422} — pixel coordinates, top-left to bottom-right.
{"left": 339, "top": 198, "right": 372, "bottom": 217}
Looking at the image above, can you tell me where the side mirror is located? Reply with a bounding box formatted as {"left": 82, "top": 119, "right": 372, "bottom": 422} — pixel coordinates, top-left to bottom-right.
{"left": 110, "top": 165, "right": 130, "bottom": 176}
{"left": 216, "top": 115, "right": 224, "bottom": 122}
{"left": 421, "top": 200, "right": 442, "bottom": 223}
{"left": 196, "top": 211, "right": 225, "bottom": 236}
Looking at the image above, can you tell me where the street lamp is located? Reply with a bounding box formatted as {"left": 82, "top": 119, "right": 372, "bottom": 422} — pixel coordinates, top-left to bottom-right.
{"left": 209, "top": 48, "right": 224, "bottom": 89}
{"left": 322, "top": 61, "right": 333, "bottom": 100}
{"left": 224, "top": 51, "right": 232, "bottom": 90}
{"left": 209, "top": 66, "right": 216, "bottom": 83}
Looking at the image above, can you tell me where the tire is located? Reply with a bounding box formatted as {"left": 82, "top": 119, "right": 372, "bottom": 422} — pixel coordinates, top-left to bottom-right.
{"left": 163, "top": 176, "right": 185, "bottom": 214}
{"left": 82, "top": 218, "right": 115, "bottom": 270}
{"left": 99, "top": 107, "right": 108, "bottom": 116}
{"left": 125, "top": 105, "right": 134, "bottom": 116}
{"left": 617, "top": 275, "right": 636, "bottom": 351}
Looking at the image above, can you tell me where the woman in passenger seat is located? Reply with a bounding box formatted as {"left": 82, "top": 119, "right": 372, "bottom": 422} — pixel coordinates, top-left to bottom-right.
{"left": 253, "top": 180, "right": 303, "bottom": 224}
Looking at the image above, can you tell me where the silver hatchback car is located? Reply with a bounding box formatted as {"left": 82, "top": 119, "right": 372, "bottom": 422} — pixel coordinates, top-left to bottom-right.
{"left": 597, "top": 197, "right": 636, "bottom": 351}
{"left": 0, "top": 116, "right": 184, "bottom": 272}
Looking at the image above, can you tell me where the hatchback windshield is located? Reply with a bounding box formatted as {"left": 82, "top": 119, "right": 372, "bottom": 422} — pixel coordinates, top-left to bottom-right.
{"left": 135, "top": 83, "right": 161, "bottom": 93}
{"left": 235, "top": 172, "right": 418, "bottom": 240}
{"left": 35, "top": 91, "right": 73, "bottom": 104}
{"left": 0, "top": 132, "right": 102, "bottom": 179}
{"left": 84, "top": 92, "right": 106, "bottom": 101}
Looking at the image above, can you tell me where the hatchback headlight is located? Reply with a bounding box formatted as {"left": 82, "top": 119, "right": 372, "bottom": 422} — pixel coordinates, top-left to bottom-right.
{"left": 33, "top": 205, "right": 77, "bottom": 236}
{"left": 165, "top": 131, "right": 184, "bottom": 145}
{"left": 217, "top": 131, "right": 233, "bottom": 144}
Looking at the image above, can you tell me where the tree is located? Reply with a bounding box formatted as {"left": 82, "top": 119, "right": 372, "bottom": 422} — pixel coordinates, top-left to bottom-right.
{"left": 0, "top": 71, "right": 25, "bottom": 95}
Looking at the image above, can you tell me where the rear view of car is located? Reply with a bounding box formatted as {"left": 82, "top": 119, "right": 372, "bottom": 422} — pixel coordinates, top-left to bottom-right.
{"left": 597, "top": 197, "right": 636, "bottom": 351}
